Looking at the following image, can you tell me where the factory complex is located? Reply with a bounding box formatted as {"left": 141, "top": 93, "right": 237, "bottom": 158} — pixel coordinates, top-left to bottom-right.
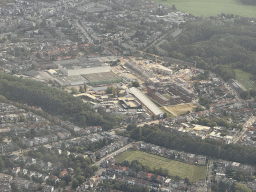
{"left": 21, "top": 56, "right": 201, "bottom": 120}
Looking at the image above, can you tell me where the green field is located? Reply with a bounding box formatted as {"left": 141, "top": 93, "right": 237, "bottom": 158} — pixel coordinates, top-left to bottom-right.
{"left": 153, "top": 0, "right": 256, "bottom": 17}
{"left": 115, "top": 149, "right": 207, "bottom": 182}
{"left": 164, "top": 103, "right": 196, "bottom": 116}
{"left": 235, "top": 69, "right": 256, "bottom": 91}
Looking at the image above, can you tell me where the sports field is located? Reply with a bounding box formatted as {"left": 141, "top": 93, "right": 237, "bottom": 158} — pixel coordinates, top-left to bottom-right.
{"left": 115, "top": 149, "right": 207, "bottom": 182}
{"left": 153, "top": 0, "right": 256, "bottom": 17}
{"left": 235, "top": 69, "right": 256, "bottom": 91}
{"left": 164, "top": 103, "right": 196, "bottom": 116}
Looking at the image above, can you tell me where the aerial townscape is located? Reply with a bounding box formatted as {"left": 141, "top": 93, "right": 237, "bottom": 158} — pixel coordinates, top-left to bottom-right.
{"left": 0, "top": 0, "right": 256, "bottom": 191}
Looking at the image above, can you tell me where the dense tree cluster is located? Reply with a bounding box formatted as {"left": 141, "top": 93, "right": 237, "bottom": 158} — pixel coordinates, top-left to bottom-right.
{"left": 105, "top": 85, "right": 119, "bottom": 97}
{"left": 199, "top": 97, "right": 211, "bottom": 109}
{"left": 100, "top": 179, "right": 150, "bottom": 192}
{"left": 132, "top": 81, "right": 140, "bottom": 87}
{"left": 161, "top": 21, "right": 256, "bottom": 81}
{"left": 119, "top": 159, "right": 169, "bottom": 178}
{"left": 191, "top": 116, "right": 242, "bottom": 130}
{"left": 225, "top": 166, "right": 254, "bottom": 182}
{"left": 0, "top": 73, "right": 115, "bottom": 130}
{"left": 70, "top": 138, "right": 112, "bottom": 154}
{"left": 240, "top": 0, "right": 256, "bottom": 5}
{"left": 211, "top": 182, "right": 252, "bottom": 192}
{"left": 126, "top": 124, "right": 256, "bottom": 166}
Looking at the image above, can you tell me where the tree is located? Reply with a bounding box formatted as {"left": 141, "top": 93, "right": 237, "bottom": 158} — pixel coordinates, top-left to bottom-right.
{"left": 77, "top": 175, "right": 85, "bottom": 185}
{"left": 30, "top": 128, "right": 36, "bottom": 137}
{"left": 0, "top": 95, "right": 7, "bottom": 103}
{"left": 184, "top": 178, "right": 190, "bottom": 185}
{"left": 116, "top": 86, "right": 119, "bottom": 96}
{"left": 71, "top": 87, "right": 78, "bottom": 94}
{"left": 132, "top": 81, "right": 140, "bottom": 87}
{"left": 83, "top": 83, "right": 87, "bottom": 92}
{"left": 79, "top": 86, "right": 85, "bottom": 93}
{"left": 240, "top": 91, "right": 251, "bottom": 100}
{"left": 112, "top": 88, "right": 116, "bottom": 97}
{"left": 0, "top": 157, "right": 4, "bottom": 171}
{"left": 92, "top": 165, "right": 99, "bottom": 172}
{"left": 36, "top": 52, "right": 40, "bottom": 59}
{"left": 127, "top": 124, "right": 137, "bottom": 131}
{"left": 71, "top": 179, "right": 79, "bottom": 189}
{"left": 75, "top": 167, "right": 82, "bottom": 176}
{"left": 11, "top": 183, "right": 19, "bottom": 192}
{"left": 59, "top": 180, "right": 66, "bottom": 188}
{"left": 106, "top": 86, "right": 114, "bottom": 94}
{"left": 233, "top": 183, "right": 251, "bottom": 192}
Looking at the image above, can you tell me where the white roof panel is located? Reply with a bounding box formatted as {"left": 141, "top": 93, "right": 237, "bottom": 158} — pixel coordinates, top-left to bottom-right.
{"left": 129, "top": 87, "right": 163, "bottom": 116}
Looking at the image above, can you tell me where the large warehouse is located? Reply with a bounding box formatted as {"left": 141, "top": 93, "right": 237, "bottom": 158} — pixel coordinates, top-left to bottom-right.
{"left": 129, "top": 87, "right": 164, "bottom": 118}
{"left": 54, "top": 58, "right": 110, "bottom": 76}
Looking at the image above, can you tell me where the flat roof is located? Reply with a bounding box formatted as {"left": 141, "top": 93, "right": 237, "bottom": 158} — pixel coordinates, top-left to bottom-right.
{"left": 54, "top": 58, "right": 106, "bottom": 70}
{"left": 129, "top": 87, "right": 163, "bottom": 116}
{"left": 54, "top": 75, "right": 87, "bottom": 86}
{"left": 83, "top": 71, "right": 121, "bottom": 83}
{"left": 193, "top": 125, "right": 211, "bottom": 131}
{"left": 22, "top": 70, "right": 40, "bottom": 77}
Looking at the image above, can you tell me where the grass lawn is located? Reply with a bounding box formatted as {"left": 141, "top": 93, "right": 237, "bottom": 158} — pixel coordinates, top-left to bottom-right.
{"left": 160, "top": 107, "right": 175, "bottom": 117}
{"left": 164, "top": 103, "right": 196, "bottom": 116}
{"left": 153, "top": 0, "right": 256, "bottom": 17}
{"left": 163, "top": 93, "right": 171, "bottom": 99}
{"left": 115, "top": 149, "right": 207, "bottom": 182}
{"left": 235, "top": 69, "right": 256, "bottom": 91}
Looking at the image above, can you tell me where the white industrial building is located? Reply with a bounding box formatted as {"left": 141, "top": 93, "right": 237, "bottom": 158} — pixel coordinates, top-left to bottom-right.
{"left": 54, "top": 58, "right": 110, "bottom": 76}
{"left": 129, "top": 87, "right": 164, "bottom": 118}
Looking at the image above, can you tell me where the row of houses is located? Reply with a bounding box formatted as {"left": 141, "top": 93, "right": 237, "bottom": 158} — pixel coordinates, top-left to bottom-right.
{"left": 94, "top": 138, "right": 129, "bottom": 160}
{"left": 21, "top": 134, "right": 58, "bottom": 147}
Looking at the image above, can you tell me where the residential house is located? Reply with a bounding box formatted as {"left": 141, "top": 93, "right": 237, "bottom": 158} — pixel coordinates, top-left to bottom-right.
{"left": 59, "top": 169, "right": 68, "bottom": 178}
{"left": 13, "top": 167, "right": 20, "bottom": 174}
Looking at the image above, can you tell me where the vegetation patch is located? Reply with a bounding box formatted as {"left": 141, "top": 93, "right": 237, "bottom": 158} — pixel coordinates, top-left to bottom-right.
{"left": 153, "top": 0, "right": 256, "bottom": 17}
{"left": 115, "top": 149, "right": 207, "bottom": 182}
{"left": 160, "top": 107, "right": 175, "bottom": 117}
{"left": 235, "top": 69, "right": 256, "bottom": 91}
{"left": 165, "top": 103, "right": 196, "bottom": 116}
{"left": 163, "top": 93, "right": 171, "bottom": 99}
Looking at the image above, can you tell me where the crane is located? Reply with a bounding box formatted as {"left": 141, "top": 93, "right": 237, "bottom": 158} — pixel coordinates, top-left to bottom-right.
{"left": 137, "top": 50, "right": 159, "bottom": 64}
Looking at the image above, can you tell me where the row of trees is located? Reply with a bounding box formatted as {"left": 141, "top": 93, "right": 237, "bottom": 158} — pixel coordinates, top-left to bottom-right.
{"left": 126, "top": 124, "right": 256, "bottom": 166}
{"left": 70, "top": 138, "right": 112, "bottom": 154}
{"left": 100, "top": 179, "right": 150, "bottom": 192}
{"left": 0, "top": 73, "right": 117, "bottom": 130}
{"left": 191, "top": 116, "right": 242, "bottom": 130}
{"left": 118, "top": 159, "right": 169, "bottom": 178}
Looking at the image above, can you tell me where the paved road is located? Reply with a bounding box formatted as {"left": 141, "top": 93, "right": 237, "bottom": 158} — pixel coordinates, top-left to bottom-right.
{"left": 76, "top": 21, "right": 93, "bottom": 43}
{"left": 93, "top": 143, "right": 133, "bottom": 166}
{"left": 206, "top": 159, "right": 213, "bottom": 192}
{"left": 232, "top": 116, "right": 256, "bottom": 144}
{"left": 146, "top": 28, "right": 182, "bottom": 53}
{"left": 137, "top": 120, "right": 159, "bottom": 127}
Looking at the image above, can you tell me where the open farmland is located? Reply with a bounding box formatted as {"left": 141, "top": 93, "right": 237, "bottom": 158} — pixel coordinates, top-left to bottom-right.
{"left": 153, "top": 0, "right": 256, "bottom": 17}
{"left": 235, "top": 69, "right": 256, "bottom": 91}
{"left": 115, "top": 149, "right": 207, "bottom": 182}
{"left": 164, "top": 103, "right": 196, "bottom": 116}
